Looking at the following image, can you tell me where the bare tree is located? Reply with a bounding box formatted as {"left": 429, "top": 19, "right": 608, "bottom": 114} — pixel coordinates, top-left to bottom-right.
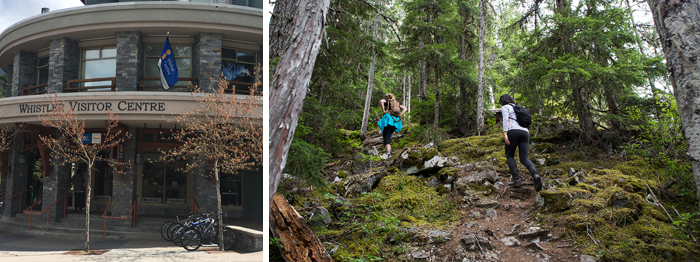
{"left": 162, "top": 75, "right": 262, "bottom": 251}
{"left": 39, "top": 96, "right": 130, "bottom": 253}
{"left": 646, "top": 0, "right": 700, "bottom": 204}
{"left": 476, "top": 0, "right": 487, "bottom": 135}
{"left": 360, "top": 3, "right": 381, "bottom": 136}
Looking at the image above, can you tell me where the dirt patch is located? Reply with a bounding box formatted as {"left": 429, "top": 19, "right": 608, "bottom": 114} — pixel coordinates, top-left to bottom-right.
{"left": 63, "top": 249, "right": 110, "bottom": 255}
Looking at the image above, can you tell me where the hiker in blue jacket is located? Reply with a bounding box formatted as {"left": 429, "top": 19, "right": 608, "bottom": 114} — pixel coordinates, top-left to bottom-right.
{"left": 378, "top": 93, "right": 407, "bottom": 158}
{"left": 500, "top": 94, "right": 542, "bottom": 191}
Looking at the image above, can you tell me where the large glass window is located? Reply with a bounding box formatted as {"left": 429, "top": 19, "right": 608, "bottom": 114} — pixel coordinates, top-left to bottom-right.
{"left": 142, "top": 153, "right": 187, "bottom": 205}
{"left": 143, "top": 43, "right": 191, "bottom": 90}
{"left": 80, "top": 46, "right": 116, "bottom": 89}
{"left": 37, "top": 56, "right": 49, "bottom": 85}
{"left": 220, "top": 172, "right": 241, "bottom": 206}
{"left": 73, "top": 151, "right": 113, "bottom": 201}
{"left": 221, "top": 48, "right": 256, "bottom": 83}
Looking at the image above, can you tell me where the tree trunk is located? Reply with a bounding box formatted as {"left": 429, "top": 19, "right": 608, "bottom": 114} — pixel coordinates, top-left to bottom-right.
{"left": 85, "top": 165, "right": 92, "bottom": 252}
{"left": 407, "top": 74, "right": 411, "bottom": 117}
{"left": 269, "top": 0, "right": 330, "bottom": 204}
{"left": 647, "top": 0, "right": 700, "bottom": 204}
{"left": 270, "top": 194, "right": 333, "bottom": 262}
{"left": 626, "top": 0, "right": 658, "bottom": 98}
{"left": 418, "top": 37, "right": 426, "bottom": 102}
{"left": 215, "top": 159, "right": 224, "bottom": 251}
{"left": 458, "top": 34, "right": 468, "bottom": 136}
{"left": 476, "top": 0, "right": 486, "bottom": 136}
{"left": 402, "top": 74, "right": 406, "bottom": 106}
{"left": 433, "top": 64, "right": 440, "bottom": 128}
{"left": 360, "top": 7, "right": 380, "bottom": 136}
{"left": 269, "top": 0, "right": 299, "bottom": 60}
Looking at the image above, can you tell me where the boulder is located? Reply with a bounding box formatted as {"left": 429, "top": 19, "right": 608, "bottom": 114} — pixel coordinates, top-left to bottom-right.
{"left": 500, "top": 237, "right": 521, "bottom": 247}
{"left": 461, "top": 234, "right": 492, "bottom": 250}
{"left": 309, "top": 206, "right": 332, "bottom": 227}
{"left": 343, "top": 169, "right": 387, "bottom": 196}
{"left": 454, "top": 165, "right": 499, "bottom": 189}
{"left": 538, "top": 190, "right": 571, "bottom": 212}
{"left": 476, "top": 199, "right": 500, "bottom": 209}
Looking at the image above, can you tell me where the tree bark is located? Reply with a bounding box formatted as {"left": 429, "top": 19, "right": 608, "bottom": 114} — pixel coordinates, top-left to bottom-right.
{"left": 476, "top": 0, "right": 486, "bottom": 136}
{"left": 459, "top": 34, "right": 469, "bottom": 136}
{"left": 402, "top": 74, "right": 406, "bottom": 106}
{"left": 270, "top": 194, "right": 333, "bottom": 262}
{"left": 647, "top": 0, "right": 700, "bottom": 204}
{"left": 215, "top": 159, "right": 224, "bottom": 251}
{"left": 418, "top": 37, "right": 426, "bottom": 102}
{"left": 360, "top": 6, "right": 381, "bottom": 136}
{"left": 433, "top": 64, "right": 440, "bottom": 128}
{"left": 269, "top": 0, "right": 299, "bottom": 60}
{"left": 85, "top": 165, "right": 92, "bottom": 252}
{"left": 269, "top": 0, "right": 330, "bottom": 204}
{"left": 407, "top": 74, "right": 411, "bottom": 117}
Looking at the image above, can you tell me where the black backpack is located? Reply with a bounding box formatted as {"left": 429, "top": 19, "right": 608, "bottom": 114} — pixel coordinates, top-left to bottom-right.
{"left": 508, "top": 103, "right": 532, "bottom": 128}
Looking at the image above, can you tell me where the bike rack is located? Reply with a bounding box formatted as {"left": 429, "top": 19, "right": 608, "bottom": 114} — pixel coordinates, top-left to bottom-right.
{"left": 24, "top": 192, "right": 70, "bottom": 231}
{"left": 191, "top": 197, "right": 199, "bottom": 216}
{"left": 101, "top": 195, "right": 139, "bottom": 236}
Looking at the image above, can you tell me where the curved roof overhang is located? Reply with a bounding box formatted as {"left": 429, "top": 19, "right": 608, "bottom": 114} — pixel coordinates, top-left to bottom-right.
{"left": 0, "top": 2, "right": 263, "bottom": 72}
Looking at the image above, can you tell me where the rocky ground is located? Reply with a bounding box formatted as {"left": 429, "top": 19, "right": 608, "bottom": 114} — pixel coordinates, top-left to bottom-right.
{"left": 275, "top": 124, "right": 700, "bottom": 262}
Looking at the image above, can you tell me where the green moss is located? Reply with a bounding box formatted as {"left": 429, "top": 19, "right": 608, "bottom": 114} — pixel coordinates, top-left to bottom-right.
{"left": 539, "top": 190, "right": 572, "bottom": 212}
{"left": 398, "top": 214, "right": 418, "bottom": 223}
{"left": 422, "top": 147, "right": 438, "bottom": 162}
{"left": 438, "top": 134, "right": 503, "bottom": 163}
{"left": 337, "top": 171, "right": 347, "bottom": 179}
{"left": 613, "top": 159, "right": 652, "bottom": 178}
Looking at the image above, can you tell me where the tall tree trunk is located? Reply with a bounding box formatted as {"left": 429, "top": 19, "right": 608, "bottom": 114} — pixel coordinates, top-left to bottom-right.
{"left": 647, "top": 0, "right": 700, "bottom": 204}
{"left": 361, "top": 7, "right": 381, "bottom": 136}
{"left": 269, "top": 0, "right": 330, "bottom": 204}
{"left": 626, "top": 0, "right": 658, "bottom": 98}
{"left": 434, "top": 64, "right": 439, "bottom": 128}
{"left": 459, "top": 34, "right": 468, "bottom": 136}
{"left": 215, "top": 159, "right": 224, "bottom": 251}
{"left": 573, "top": 81, "right": 595, "bottom": 143}
{"left": 476, "top": 0, "right": 487, "bottom": 135}
{"left": 402, "top": 74, "right": 406, "bottom": 105}
{"left": 85, "top": 165, "right": 92, "bottom": 252}
{"left": 407, "top": 74, "right": 411, "bottom": 118}
{"left": 418, "top": 37, "right": 426, "bottom": 101}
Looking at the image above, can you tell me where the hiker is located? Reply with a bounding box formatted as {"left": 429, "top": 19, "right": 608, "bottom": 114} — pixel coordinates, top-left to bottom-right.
{"left": 500, "top": 94, "right": 542, "bottom": 191}
{"left": 378, "top": 93, "right": 407, "bottom": 157}
{"left": 71, "top": 173, "right": 86, "bottom": 214}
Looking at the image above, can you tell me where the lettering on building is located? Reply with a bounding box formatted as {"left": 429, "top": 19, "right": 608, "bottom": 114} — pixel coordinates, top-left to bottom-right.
{"left": 18, "top": 101, "right": 167, "bottom": 114}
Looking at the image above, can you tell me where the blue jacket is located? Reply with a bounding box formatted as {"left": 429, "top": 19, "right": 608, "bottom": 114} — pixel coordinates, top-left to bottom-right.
{"left": 377, "top": 113, "right": 403, "bottom": 133}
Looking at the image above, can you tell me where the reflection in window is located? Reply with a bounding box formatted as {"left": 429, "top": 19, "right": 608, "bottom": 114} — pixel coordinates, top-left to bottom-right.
{"left": 80, "top": 46, "right": 117, "bottom": 90}
{"left": 142, "top": 153, "right": 187, "bottom": 205}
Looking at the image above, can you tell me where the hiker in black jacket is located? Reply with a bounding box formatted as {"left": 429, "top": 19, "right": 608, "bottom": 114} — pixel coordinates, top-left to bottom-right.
{"left": 500, "top": 94, "right": 542, "bottom": 191}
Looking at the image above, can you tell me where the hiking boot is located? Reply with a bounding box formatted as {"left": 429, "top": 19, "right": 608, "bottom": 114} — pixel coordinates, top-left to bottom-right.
{"left": 533, "top": 174, "right": 542, "bottom": 192}
{"left": 386, "top": 150, "right": 392, "bottom": 158}
{"left": 508, "top": 177, "right": 522, "bottom": 187}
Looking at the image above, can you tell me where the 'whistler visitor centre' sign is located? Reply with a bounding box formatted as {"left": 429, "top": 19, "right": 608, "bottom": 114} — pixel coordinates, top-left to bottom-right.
{"left": 18, "top": 101, "right": 167, "bottom": 114}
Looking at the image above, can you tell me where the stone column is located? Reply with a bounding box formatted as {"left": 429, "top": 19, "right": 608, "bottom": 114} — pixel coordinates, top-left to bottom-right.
{"left": 110, "top": 127, "right": 137, "bottom": 226}
{"left": 4, "top": 65, "right": 12, "bottom": 97}
{"left": 116, "top": 31, "right": 142, "bottom": 92}
{"left": 11, "top": 50, "right": 37, "bottom": 97}
{"left": 192, "top": 32, "right": 222, "bottom": 93}
{"left": 3, "top": 136, "right": 28, "bottom": 217}
{"left": 48, "top": 37, "right": 79, "bottom": 94}
{"left": 41, "top": 159, "right": 70, "bottom": 222}
{"left": 193, "top": 165, "right": 217, "bottom": 214}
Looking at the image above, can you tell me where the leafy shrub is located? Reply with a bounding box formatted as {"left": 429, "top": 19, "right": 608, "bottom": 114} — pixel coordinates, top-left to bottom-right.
{"left": 284, "top": 139, "right": 331, "bottom": 188}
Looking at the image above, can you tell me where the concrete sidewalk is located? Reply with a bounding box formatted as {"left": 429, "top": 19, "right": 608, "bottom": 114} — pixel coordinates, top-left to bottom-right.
{"left": 0, "top": 230, "right": 263, "bottom": 262}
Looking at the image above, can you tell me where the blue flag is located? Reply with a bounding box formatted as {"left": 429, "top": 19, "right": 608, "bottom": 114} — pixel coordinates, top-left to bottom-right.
{"left": 158, "top": 36, "right": 178, "bottom": 90}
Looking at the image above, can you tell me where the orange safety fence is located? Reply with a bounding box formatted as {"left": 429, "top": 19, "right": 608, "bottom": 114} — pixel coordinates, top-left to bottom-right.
{"left": 24, "top": 191, "right": 71, "bottom": 231}
{"left": 191, "top": 197, "right": 199, "bottom": 216}
{"left": 1, "top": 189, "right": 29, "bottom": 211}
{"left": 102, "top": 195, "right": 139, "bottom": 236}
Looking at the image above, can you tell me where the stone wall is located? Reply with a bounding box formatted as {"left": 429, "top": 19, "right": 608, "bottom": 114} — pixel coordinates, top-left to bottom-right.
{"left": 48, "top": 38, "right": 79, "bottom": 94}
{"left": 110, "top": 127, "right": 137, "bottom": 226}
{"left": 3, "top": 136, "right": 28, "bottom": 217}
{"left": 11, "top": 50, "right": 37, "bottom": 97}
{"left": 193, "top": 32, "right": 222, "bottom": 93}
{"left": 116, "top": 31, "right": 142, "bottom": 92}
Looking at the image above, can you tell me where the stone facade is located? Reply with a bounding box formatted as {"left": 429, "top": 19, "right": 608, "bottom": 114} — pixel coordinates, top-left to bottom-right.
{"left": 193, "top": 32, "right": 222, "bottom": 93}
{"left": 41, "top": 160, "right": 71, "bottom": 222}
{"left": 4, "top": 66, "right": 12, "bottom": 97}
{"left": 110, "top": 127, "right": 137, "bottom": 226}
{"left": 193, "top": 164, "right": 218, "bottom": 214}
{"left": 3, "top": 137, "right": 28, "bottom": 217}
{"left": 48, "top": 38, "right": 79, "bottom": 94}
{"left": 116, "top": 31, "right": 142, "bottom": 92}
{"left": 11, "top": 50, "right": 37, "bottom": 97}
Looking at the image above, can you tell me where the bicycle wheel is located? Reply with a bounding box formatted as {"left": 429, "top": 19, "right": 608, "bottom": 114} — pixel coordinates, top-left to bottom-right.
{"left": 221, "top": 228, "right": 238, "bottom": 251}
{"left": 161, "top": 221, "right": 174, "bottom": 241}
{"left": 170, "top": 225, "right": 188, "bottom": 247}
{"left": 182, "top": 229, "right": 202, "bottom": 251}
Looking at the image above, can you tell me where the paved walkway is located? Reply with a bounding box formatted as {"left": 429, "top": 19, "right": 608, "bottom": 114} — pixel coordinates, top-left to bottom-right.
{"left": 0, "top": 230, "right": 263, "bottom": 262}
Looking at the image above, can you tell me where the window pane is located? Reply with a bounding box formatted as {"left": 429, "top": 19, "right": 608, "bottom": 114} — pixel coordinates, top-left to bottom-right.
{"left": 142, "top": 162, "right": 165, "bottom": 204}
{"left": 84, "top": 48, "right": 100, "bottom": 59}
{"left": 145, "top": 44, "right": 159, "bottom": 57}
{"left": 173, "top": 45, "right": 190, "bottom": 57}
{"left": 222, "top": 48, "right": 236, "bottom": 60}
{"left": 145, "top": 57, "right": 160, "bottom": 77}
{"left": 237, "top": 50, "right": 256, "bottom": 63}
{"left": 101, "top": 47, "right": 116, "bottom": 58}
{"left": 176, "top": 58, "right": 191, "bottom": 77}
{"left": 82, "top": 59, "right": 116, "bottom": 87}
{"left": 37, "top": 57, "right": 49, "bottom": 67}
{"left": 222, "top": 61, "right": 254, "bottom": 83}
{"left": 220, "top": 173, "right": 241, "bottom": 206}
{"left": 38, "top": 68, "right": 49, "bottom": 85}
{"left": 164, "top": 162, "right": 187, "bottom": 204}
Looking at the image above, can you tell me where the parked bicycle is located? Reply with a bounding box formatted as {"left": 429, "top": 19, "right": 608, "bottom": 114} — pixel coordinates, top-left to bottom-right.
{"left": 161, "top": 212, "right": 237, "bottom": 251}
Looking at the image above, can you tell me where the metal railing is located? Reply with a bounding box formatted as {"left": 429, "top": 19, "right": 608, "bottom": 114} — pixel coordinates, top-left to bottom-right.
{"left": 22, "top": 84, "right": 48, "bottom": 96}
{"left": 138, "top": 77, "right": 197, "bottom": 91}
{"left": 191, "top": 197, "right": 199, "bottom": 216}
{"left": 24, "top": 192, "right": 70, "bottom": 231}
{"left": 0, "top": 192, "right": 5, "bottom": 201}
{"left": 101, "top": 195, "right": 139, "bottom": 236}
{"left": 1, "top": 189, "right": 29, "bottom": 211}
{"left": 66, "top": 77, "right": 116, "bottom": 92}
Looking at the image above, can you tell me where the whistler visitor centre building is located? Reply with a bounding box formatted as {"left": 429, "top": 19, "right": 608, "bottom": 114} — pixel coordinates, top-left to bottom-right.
{"left": 0, "top": 0, "right": 263, "bottom": 228}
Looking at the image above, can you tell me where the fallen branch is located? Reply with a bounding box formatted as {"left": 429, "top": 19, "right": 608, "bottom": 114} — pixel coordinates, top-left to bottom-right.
{"left": 645, "top": 182, "right": 674, "bottom": 223}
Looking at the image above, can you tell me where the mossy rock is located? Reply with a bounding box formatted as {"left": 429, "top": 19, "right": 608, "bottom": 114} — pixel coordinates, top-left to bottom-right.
{"left": 531, "top": 142, "right": 555, "bottom": 153}
{"left": 438, "top": 135, "right": 502, "bottom": 163}
{"left": 613, "top": 159, "right": 652, "bottom": 178}
{"left": 438, "top": 167, "right": 458, "bottom": 180}
{"left": 421, "top": 147, "right": 439, "bottom": 162}
{"left": 337, "top": 171, "right": 347, "bottom": 179}
{"left": 398, "top": 213, "right": 418, "bottom": 223}
{"left": 539, "top": 190, "right": 572, "bottom": 212}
